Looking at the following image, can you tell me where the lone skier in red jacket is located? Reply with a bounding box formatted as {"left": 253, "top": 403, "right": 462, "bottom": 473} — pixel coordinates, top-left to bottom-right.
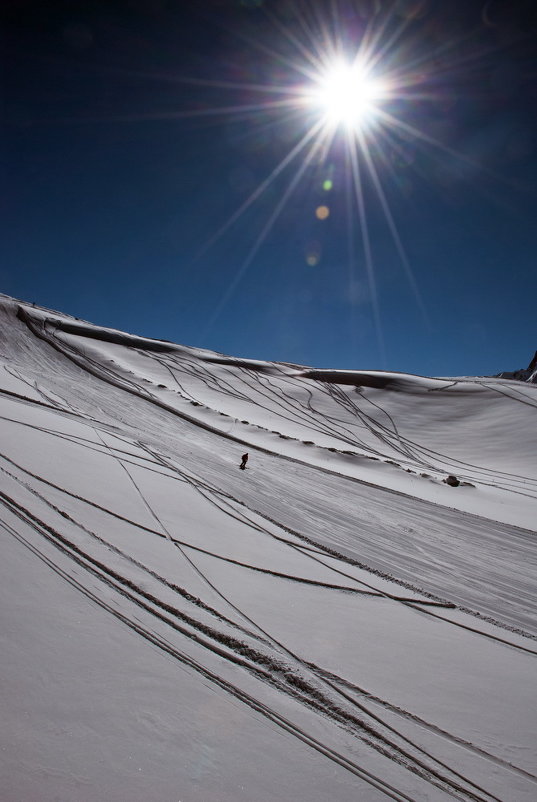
{"left": 240, "top": 452, "right": 248, "bottom": 470}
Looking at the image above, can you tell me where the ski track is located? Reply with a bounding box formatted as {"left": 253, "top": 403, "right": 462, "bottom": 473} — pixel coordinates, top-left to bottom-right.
{"left": 0, "top": 480, "right": 524, "bottom": 802}
{"left": 2, "top": 303, "right": 537, "bottom": 801}
{"left": 144, "top": 349, "right": 537, "bottom": 498}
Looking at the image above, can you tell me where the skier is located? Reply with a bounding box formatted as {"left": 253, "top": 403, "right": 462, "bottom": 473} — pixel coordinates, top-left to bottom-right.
{"left": 240, "top": 452, "right": 249, "bottom": 470}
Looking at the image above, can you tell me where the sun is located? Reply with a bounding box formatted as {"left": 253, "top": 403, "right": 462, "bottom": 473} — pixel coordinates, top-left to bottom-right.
{"left": 191, "top": 9, "right": 436, "bottom": 349}
{"left": 311, "top": 60, "right": 387, "bottom": 131}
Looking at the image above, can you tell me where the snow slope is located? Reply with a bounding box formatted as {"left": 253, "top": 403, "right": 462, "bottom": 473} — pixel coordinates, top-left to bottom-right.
{"left": 1, "top": 295, "right": 536, "bottom": 801}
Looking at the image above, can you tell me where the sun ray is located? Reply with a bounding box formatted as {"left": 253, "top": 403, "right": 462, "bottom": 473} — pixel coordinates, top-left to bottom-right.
{"left": 26, "top": 97, "right": 303, "bottom": 128}
{"left": 227, "top": 14, "right": 322, "bottom": 84}
{"left": 92, "top": 63, "right": 319, "bottom": 97}
{"left": 316, "top": 121, "right": 338, "bottom": 167}
{"left": 376, "top": 107, "right": 517, "bottom": 188}
{"left": 362, "top": 8, "right": 415, "bottom": 76}
{"left": 194, "top": 116, "right": 326, "bottom": 262}
{"left": 307, "top": 0, "right": 343, "bottom": 64}
{"left": 372, "top": 121, "right": 434, "bottom": 190}
{"left": 201, "top": 125, "right": 332, "bottom": 340}
{"left": 344, "top": 146, "right": 361, "bottom": 357}
{"left": 265, "top": 6, "right": 330, "bottom": 77}
{"left": 355, "top": 129, "right": 429, "bottom": 324}
{"left": 292, "top": 4, "right": 332, "bottom": 68}
{"left": 385, "top": 26, "right": 496, "bottom": 86}
{"left": 347, "top": 130, "right": 386, "bottom": 366}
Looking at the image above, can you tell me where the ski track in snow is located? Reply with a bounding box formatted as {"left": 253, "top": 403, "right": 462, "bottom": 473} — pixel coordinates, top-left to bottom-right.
{"left": 1, "top": 298, "right": 537, "bottom": 801}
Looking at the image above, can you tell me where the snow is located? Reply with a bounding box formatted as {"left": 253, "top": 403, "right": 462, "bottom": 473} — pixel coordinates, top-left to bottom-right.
{"left": 1, "top": 295, "right": 536, "bottom": 801}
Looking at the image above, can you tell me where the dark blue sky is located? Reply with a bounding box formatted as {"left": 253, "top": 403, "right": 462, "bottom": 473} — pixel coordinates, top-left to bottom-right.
{"left": 2, "top": 0, "right": 536, "bottom": 376}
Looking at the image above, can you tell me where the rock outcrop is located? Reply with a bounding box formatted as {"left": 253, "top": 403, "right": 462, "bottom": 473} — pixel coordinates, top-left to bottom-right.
{"left": 497, "top": 351, "right": 537, "bottom": 383}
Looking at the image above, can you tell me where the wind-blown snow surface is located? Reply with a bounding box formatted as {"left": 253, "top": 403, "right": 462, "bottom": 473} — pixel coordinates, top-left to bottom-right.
{"left": 1, "top": 295, "right": 536, "bottom": 802}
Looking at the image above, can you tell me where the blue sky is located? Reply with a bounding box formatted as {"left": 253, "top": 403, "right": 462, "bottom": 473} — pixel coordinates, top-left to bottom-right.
{"left": 2, "top": 0, "right": 536, "bottom": 377}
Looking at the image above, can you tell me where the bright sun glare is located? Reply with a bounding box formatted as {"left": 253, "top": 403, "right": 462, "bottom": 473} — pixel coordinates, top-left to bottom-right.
{"left": 192, "top": 5, "right": 451, "bottom": 349}
{"left": 313, "top": 61, "right": 386, "bottom": 129}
